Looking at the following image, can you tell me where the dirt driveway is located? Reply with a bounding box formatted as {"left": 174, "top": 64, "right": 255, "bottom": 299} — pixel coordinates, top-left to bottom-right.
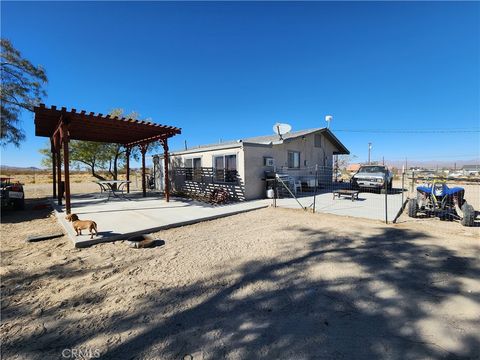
{"left": 1, "top": 202, "right": 479, "bottom": 359}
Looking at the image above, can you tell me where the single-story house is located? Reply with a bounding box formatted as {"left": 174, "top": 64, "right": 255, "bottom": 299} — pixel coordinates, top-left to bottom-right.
{"left": 155, "top": 127, "right": 349, "bottom": 200}
{"left": 462, "top": 165, "right": 480, "bottom": 176}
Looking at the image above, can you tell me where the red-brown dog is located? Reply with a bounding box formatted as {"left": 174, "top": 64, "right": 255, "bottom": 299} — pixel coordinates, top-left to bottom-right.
{"left": 65, "top": 214, "right": 98, "bottom": 239}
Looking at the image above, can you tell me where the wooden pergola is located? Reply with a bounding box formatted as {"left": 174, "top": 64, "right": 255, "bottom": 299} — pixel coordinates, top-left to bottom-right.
{"left": 34, "top": 104, "right": 181, "bottom": 214}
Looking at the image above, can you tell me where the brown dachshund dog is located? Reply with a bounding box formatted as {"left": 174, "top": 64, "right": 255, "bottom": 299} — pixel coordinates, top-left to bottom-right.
{"left": 65, "top": 214, "right": 98, "bottom": 239}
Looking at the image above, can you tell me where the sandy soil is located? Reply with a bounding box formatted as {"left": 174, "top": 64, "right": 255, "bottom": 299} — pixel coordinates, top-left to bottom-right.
{"left": 8, "top": 175, "right": 480, "bottom": 224}
{"left": 20, "top": 180, "right": 145, "bottom": 200}
{"left": 2, "top": 172, "right": 137, "bottom": 185}
{"left": 12, "top": 175, "right": 480, "bottom": 208}
{"left": 1, "top": 202, "right": 479, "bottom": 359}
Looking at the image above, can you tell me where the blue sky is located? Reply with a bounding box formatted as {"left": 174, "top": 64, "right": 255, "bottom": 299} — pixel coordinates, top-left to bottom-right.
{"left": 1, "top": 1, "right": 479, "bottom": 168}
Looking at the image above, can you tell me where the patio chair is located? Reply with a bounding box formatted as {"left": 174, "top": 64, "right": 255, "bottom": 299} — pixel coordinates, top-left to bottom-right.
{"left": 293, "top": 179, "right": 302, "bottom": 195}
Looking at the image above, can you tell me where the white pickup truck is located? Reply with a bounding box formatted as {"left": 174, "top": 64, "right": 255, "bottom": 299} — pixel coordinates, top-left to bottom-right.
{"left": 350, "top": 165, "right": 393, "bottom": 192}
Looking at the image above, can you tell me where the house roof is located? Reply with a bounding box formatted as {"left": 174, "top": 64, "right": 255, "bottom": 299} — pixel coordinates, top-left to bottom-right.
{"left": 170, "top": 128, "right": 349, "bottom": 155}
{"left": 347, "top": 164, "right": 361, "bottom": 172}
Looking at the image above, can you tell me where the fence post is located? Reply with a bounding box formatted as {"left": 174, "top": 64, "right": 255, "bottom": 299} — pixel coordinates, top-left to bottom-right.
{"left": 384, "top": 174, "right": 388, "bottom": 224}
{"left": 410, "top": 171, "right": 415, "bottom": 194}
{"left": 312, "top": 164, "right": 318, "bottom": 213}
{"left": 273, "top": 177, "right": 277, "bottom": 208}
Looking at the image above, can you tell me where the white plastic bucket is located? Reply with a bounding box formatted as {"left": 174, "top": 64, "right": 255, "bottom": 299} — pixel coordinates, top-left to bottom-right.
{"left": 266, "top": 188, "right": 274, "bottom": 199}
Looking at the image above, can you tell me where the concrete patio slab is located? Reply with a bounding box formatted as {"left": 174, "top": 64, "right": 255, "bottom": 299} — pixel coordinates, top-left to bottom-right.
{"left": 52, "top": 192, "right": 270, "bottom": 247}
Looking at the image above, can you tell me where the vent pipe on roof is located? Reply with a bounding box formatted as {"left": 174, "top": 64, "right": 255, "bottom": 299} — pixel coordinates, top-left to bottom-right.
{"left": 325, "top": 115, "right": 333, "bottom": 129}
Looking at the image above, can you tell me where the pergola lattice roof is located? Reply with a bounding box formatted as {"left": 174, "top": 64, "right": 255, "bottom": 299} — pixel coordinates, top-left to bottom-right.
{"left": 34, "top": 104, "right": 181, "bottom": 146}
{"left": 33, "top": 103, "right": 179, "bottom": 215}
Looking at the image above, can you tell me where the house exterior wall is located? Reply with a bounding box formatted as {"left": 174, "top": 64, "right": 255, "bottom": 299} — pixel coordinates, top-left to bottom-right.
{"left": 243, "top": 132, "right": 338, "bottom": 199}
{"left": 167, "top": 145, "right": 247, "bottom": 200}
{"left": 157, "top": 130, "right": 343, "bottom": 201}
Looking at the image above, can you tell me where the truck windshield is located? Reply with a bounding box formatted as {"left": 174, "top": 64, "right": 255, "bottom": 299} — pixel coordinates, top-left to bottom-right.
{"left": 359, "top": 166, "right": 386, "bottom": 173}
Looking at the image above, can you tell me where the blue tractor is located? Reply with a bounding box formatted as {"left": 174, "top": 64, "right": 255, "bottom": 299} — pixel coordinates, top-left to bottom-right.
{"left": 408, "top": 179, "right": 476, "bottom": 226}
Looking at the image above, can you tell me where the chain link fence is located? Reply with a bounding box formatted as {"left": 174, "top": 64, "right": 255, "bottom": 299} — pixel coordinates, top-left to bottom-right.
{"left": 269, "top": 166, "right": 479, "bottom": 225}
{"left": 270, "top": 166, "right": 396, "bottom": 223}
{"left": 166, "top": 163, "right": 479, "bottom": 224}
{"left": 404, "top": 172, "right": 480, "bottom": 223}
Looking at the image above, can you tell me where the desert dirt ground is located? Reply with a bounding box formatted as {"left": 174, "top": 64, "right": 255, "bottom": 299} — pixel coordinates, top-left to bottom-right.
{"left": 1, "top": 188, "right": 479, "bottom": 359}
{"left": 13, "top": 173, "right": 144, "bottom": 200}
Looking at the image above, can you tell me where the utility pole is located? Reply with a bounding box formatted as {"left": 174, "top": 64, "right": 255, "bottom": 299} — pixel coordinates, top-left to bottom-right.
{"left": 368, "top": 142, "right": 372, "bottom": 164}
{"left": 382, "top": 156, "right": 385, "bottom": 166}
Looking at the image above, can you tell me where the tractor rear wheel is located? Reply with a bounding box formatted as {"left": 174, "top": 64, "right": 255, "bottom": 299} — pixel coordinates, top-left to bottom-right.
{"left": 460, "top": 202, "right": 475, "bottom": 227}
{"left": 408, "top": 198, "right": 418, "bottom": 218}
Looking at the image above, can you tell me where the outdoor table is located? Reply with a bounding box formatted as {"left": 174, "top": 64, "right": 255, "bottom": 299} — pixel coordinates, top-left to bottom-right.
{"left": 333, "top": 189, "right": 360, "bottom": 202}
{"left": 96, "top": 180, "right": 131, "bottom": 201}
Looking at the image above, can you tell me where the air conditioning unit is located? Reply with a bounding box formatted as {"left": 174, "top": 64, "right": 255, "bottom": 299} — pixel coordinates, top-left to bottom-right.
{"left": 264, "top": 157, "right": 275, "bottom": 167}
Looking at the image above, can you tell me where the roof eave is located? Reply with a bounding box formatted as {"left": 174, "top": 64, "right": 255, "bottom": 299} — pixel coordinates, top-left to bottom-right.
{"left": 322, "top": 128, "right": 350, "bottom": 155}
{"left": 164, "top": 142, "right": 243, "bottom": 156}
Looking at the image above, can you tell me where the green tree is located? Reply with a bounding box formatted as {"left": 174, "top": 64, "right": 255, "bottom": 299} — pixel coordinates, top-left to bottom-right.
{"left": 69, "top": 141, "right": 111, "bottom": 180}
{"left": 39, "top": 145, "right": 63, "bottom": 169}
{"left": 1, "top": 38, "right": 47, "bottom": 146}
{"left": 39, "top": 141, "right": 109, "bottom": 180}
{"left": 103, "top": 109, "right": 140, "bottom": 182}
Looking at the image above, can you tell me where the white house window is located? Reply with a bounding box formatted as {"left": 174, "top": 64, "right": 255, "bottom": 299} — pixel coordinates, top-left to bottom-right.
{"left": 214, "top": 154, "right": 237, "bottom": 183}
{"left": 185, "top": 157, "right": 201, "bottom": 169}
{"left": 314, "top": 134, "right": 322, "bottom": 148}
{"left": 288, "top": 151, "right": 300, "bottom": 168}
{"left": 185, "top": 157, "right": 202, "bottom": 181}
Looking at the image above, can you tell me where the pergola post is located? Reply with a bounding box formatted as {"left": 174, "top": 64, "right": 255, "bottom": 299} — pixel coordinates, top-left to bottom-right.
{"left": 160, "top": 138, "right": 170, "bottom": 202}
{"left": 50, "top": 137, "right": 57, "bottom": 199}
{"left": 61, "top": 122, "right": 71, "bottom": 214}
{"left": 55, "top": 135, "right": 62, "bottom": 206}
{"left": 125, "top": 147, "right": 131, "bottom": 194}
{"left": 140, "top": 144, "right": 148, "bottom": 198}
{"left": 34, "top": 105, "right": 181, "bottom": 207}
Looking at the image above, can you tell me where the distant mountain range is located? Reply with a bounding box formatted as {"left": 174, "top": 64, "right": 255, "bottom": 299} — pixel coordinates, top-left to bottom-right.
{"left": 384, "top": 159, "right": 480, "bottom": 169}
{"left": 1, "top": 165, "right": 42, "bottom": 172}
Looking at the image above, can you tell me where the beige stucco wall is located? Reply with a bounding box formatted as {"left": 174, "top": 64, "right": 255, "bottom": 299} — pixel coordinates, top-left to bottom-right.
{"left": 160, "top": 131, "right": 343, "bottom": 201}
{"left": 243, "top": 132, "right": 338, "bottom": 199}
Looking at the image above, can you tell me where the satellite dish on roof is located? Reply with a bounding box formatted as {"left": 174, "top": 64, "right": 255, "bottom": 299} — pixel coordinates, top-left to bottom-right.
{"left": 273, "top": 123, "right": 292, "bottom": 140}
